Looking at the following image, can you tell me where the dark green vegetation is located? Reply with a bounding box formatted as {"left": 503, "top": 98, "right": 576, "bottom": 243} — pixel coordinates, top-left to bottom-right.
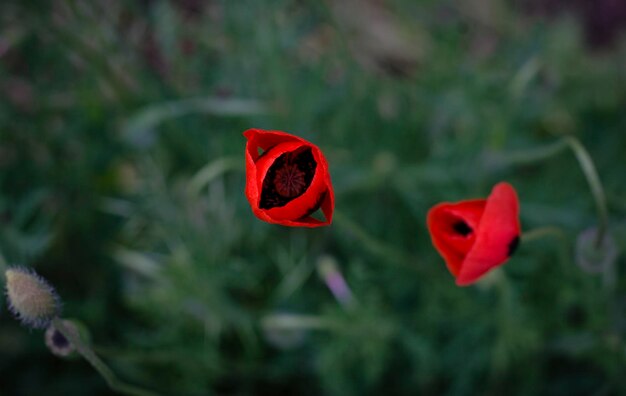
{"left": 2, "top": 1, "right": 626, "bottom": 395}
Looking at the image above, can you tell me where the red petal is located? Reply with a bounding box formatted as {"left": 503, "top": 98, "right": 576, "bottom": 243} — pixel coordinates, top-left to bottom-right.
{"left": 427, "top": 199, "right": 486, "bottom": 276}
{"left": 244, "top": 129, "right": 305, "bottom": 162}
{"left": 456, "top": 182, "right": 520, "bottom": 286}
{"left": 320, "top": 180, "right": 334, "bottom": 224}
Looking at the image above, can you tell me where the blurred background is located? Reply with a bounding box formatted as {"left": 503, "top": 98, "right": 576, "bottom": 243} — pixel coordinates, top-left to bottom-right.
{"left": 1, "top": 0, "right": 626, "bottom": 395}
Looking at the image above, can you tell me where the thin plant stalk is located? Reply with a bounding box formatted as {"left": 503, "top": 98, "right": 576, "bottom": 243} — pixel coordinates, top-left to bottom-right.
{"left": 521, "top": 226, "right": 568, "bottom": 244}
{"left": 562, "top": 136, "right": 609, "bottom": 247}
{"left": 495, "top": 135, "right": 608, "bottom": 247}
{"left": 52, "top": 318, "right": 158, "bottom": 396}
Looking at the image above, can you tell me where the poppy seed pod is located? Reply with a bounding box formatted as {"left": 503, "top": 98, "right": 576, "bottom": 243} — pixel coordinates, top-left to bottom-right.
{"left": 244, "top": 129, "right": 334, "bottom": 227}
{"left": 427, "top": 182, "right": 521, "bottom": 286}
{"left": 5, "top": 267, "right": 61, "bottom": 328}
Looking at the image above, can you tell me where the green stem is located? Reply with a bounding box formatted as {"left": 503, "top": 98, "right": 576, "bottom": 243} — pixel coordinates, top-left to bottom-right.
{"left": 521, "top": 226, "right": 567, "bottom": 244}
{"left": 491, "top": 139, "right": 569, "bottom": 166}
{"left": 52, "top": 318, "right": 159, "bottom": 396}
{"left": 562, "top": 136, "right": 609, "bottom": 247}
{"left": 496, "top": 135, "right": 608, "bottom": 248}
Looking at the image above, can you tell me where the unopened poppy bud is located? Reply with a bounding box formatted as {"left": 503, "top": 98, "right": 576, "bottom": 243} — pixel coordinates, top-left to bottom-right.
{"left": 5, "top": 267, "right": 60, "bottom": 329}
{"left": 45, "top": 319, "right": 81, "bottom": 358}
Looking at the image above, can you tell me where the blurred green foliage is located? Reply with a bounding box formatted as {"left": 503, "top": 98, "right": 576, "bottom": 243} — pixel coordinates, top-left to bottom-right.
{"left": 1, "top": 0, "right": 626, "bottom": 395}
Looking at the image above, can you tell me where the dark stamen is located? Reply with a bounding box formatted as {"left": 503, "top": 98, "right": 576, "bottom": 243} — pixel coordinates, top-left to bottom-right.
{"left": 275, "top": 162, "right": 307, "bottom": 198}
{"left": 453, "top": 221, "right": 472, "bottom": 236}
{"left": 260, "top": 147, "right": 317, "bottom": 209}
{"left": 507, "top": 236, "right": 520, "bottom": 257}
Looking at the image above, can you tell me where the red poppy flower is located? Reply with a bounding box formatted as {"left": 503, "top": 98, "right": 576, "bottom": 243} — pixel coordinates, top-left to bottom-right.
{"left": 243, "top": 128, "right": 334, "bottom": 227}
{"left": 427, "top": 182, "right": 521, "bottom": 286}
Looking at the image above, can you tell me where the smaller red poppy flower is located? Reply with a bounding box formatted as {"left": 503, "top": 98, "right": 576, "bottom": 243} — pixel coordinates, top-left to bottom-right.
{"left": 243, "top": 128, "right": 334, "bottom": 227}
{"left": 427, "top": 182, "right": 521, "bottom": 286}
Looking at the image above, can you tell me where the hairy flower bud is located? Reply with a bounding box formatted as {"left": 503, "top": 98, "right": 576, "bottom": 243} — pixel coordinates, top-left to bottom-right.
{"left": 5, "top": 267, "right": 60, "bottom": 329}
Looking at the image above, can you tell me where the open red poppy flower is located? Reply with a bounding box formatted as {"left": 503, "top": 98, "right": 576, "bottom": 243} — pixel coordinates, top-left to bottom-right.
{"left": 244, "top": 128, "right": 334, "bottom": 227}
{"left": 427, "top": 182, "right": 521, "bottom": 286}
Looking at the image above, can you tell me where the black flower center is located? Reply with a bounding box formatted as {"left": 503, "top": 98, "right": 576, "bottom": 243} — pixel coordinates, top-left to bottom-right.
{"left": 260, "top": 147, "right": 317, "bottom": 209}
{"left": 452, "top": 221, "right": 472, "bottom": 236}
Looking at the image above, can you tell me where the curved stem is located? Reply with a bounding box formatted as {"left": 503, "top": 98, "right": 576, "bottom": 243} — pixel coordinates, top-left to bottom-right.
{"left": 490, "top": 139, "right": 569, "bottom": 167}
{"left": 52, "top": 318, "right": 159, "bottom": 396}
{"left": 521, "top": 226, "right": 568, "bottom": 244}
{"left": 496, "top": 135, "right": 608, "bottom": 248}
{"left": 562, "top": 136, "right": 609, "bottom": 247}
